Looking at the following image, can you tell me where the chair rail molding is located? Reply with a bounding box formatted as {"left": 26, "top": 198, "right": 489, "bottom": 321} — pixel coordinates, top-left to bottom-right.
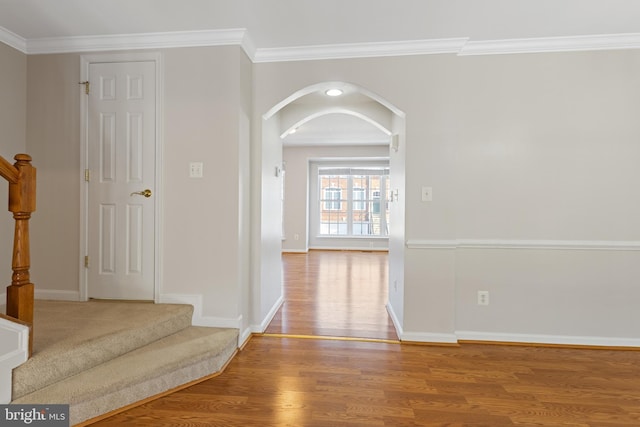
{"left": 406, "top": 239, "right": 640, "bottom": 251}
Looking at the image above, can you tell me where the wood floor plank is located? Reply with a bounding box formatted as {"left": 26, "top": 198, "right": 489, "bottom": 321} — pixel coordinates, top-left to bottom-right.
{"left": 266, "top": 250, "right": 398, "bottom": 341}
{"left": 90, "top": 336, "right": 640, "bottom": 426}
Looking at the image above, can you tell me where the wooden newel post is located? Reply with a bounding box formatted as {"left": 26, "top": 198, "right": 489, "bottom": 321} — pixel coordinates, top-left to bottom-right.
{"left": 6, "top": 154, "right": 36, "bottom": 355}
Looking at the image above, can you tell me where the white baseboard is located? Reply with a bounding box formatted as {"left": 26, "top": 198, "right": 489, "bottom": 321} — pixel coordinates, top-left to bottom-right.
{"left": 385, "top": 302, "right": 403, "bottom": 338}
{"left": 386, "top": 303, "right": 459, "bottom": 344}
{"left": 281, "top": 249, "right": 309, "bottom": 253}
{"left": 250, "top": 295, "right": 284, "bottom": 334}
{"left": 401, "top": 331, "right": 459, "bottom": 344}
{"left": 159, "top": 293, "right": 242, "bottom": 329}
{"left": 193, "top": 314, "right": 243, "bottom": 329}
{"left": 35, "top": 290, "right": 81, "bottom": 301}
{"left": 456, "top": 330, "right": 640, "bottom": 348}
{"left": 309, "top": 245, "right": 389, "bottom": 252}
{"left": 239, "top": 326, "right": 253, "bottom": 348}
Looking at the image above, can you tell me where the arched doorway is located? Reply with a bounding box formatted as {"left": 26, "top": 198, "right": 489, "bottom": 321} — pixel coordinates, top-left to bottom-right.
{"left": 252, "top": 82, "right": 406, "bottom": 340}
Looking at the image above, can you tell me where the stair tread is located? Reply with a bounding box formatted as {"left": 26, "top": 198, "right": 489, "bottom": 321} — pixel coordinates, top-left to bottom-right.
{"left": 13, "top": 300, "right": 195, "bottom": 399}
{"left": 13, "top": 326, "right": 238, "bottom": 405}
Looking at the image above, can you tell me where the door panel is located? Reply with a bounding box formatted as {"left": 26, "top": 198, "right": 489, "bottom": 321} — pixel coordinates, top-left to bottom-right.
{"left": 87, "top": 61, "right": 156, "bottom": 300}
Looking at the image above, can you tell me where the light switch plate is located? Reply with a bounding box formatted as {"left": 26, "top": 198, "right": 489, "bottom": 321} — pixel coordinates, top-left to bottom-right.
{"left": 189, "top": 162, "right": 203, "bottom": 178}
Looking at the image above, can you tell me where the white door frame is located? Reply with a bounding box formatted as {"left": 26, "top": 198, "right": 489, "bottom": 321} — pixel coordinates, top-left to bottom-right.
{"left": 79, "top": 52, "right": 164, "bottom": 302}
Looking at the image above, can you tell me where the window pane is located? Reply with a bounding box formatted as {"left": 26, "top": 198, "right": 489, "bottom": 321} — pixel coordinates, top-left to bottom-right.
{"left": 319, "top": 175, "right": 347, "bottom": 235}
{"left": 353, "top": 187, "right": 365, "bottom": 210}
{"left": 317, "top": 169, "right": 389, "bottom": 237}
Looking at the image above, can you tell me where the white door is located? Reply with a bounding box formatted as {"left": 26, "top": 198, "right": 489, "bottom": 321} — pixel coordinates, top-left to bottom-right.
{"left": 87, "top": 61, "right": 156, "bottom": 300}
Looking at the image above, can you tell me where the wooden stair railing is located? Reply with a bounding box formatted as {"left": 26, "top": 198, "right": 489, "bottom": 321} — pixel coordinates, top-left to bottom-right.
{"left": 0, "top": 154, "right": 36, "bottom": 357}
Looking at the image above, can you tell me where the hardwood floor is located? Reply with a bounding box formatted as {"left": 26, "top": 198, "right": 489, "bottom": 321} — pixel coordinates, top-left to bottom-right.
{"left": 89, "top": 251, "right": 640, "bottom": 426}
{"left": 92, "top": 336, "right": 640, "bottom": 426}
{"left": 265, "top": 250, "right": 398, "bottom": 341}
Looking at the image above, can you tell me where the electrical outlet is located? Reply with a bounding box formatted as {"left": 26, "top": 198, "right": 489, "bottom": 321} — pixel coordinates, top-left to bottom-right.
{"left": 477, "top": 290, "right": 489, "bottom": 306}
{"left": 294, "top": 233, "right": 299, "bottom": 241}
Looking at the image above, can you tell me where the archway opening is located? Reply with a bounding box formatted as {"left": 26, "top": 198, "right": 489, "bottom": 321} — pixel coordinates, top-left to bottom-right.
{"left": 255, "top": 82, "right": 406, "bottom": 341}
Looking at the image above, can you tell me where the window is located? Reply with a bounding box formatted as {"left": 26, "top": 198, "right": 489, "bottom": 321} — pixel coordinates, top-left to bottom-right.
{"left": 323, "top": 187, "right": 342, "bottom": 210}
{"left": 353, "top": 187, "right": 366, "bottom": 210}
{"left": 317, "top": 167, "right": 389, "bottom": 237}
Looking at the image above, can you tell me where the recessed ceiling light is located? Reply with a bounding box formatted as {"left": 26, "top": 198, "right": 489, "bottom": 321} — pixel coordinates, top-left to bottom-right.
{"left": 325, "top": 88, "right": 343, "bottom": 97}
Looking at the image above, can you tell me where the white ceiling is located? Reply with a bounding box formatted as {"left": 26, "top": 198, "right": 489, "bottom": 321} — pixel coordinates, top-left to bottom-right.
{"left": 1, "top": 0, "right": 640, "bottom": 52}
{"left": 282, "top": 114, "right": 390, "bottom": 147}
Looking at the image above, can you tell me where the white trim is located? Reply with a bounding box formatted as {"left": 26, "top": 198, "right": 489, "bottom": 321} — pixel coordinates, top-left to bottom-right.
{"left": 386, "top": 302, "right": 403, "bottom": 338}
{"left": 155, "top": 54, "right": 165, "bottom": 304}
{"left": 240, "top": 32, "right": 257, "bottom": 60}
{"left": 34, "top": 290, "right": 80, "bottom": 301}
{"left": 406, "top": 240, "right": 458, "bottom": 249}
{"left": 159, "top": 293, "right": 242, "bottom": 329}
{"left": 193, "top": 315, "right": 242, "bottom": 329}
{"left": 0, "top": 316, "right": 29, "bottom": 347}
{"left": 250, "top": 295, "right": 285, "bottom": 334}
{"left": 253, "top": 38, "right": 468, "bottom": 63}
{"left": 281, "top": 249, "right": 309, "bottom": 254}
{"left": 79, "top": 52, "right": 164, "bottom": 303}
{"left": 406, "top": 239, "right": 640, "bottom": 251}
{"left": 459, "top": 33, "right": 640, "bottom": 56}
{"left": 0, "top": 346, "right": 28, "bottom": 364}
{"left": 239, "top": 326, "right": 253, "bottom": 349}
{"left": 0, "top": 26, "right": 27, "bottom": 53}
{"left": 456, "top": 331, "right": 640, "bottom": 348}
{"left": 4, "top": 24, "right": 640, "bottom": 60}
{"left": 25, "top": 29, "right": 249, "bottom": 55}
{"left": 0, "top": 317, "right": 29, "bottom": 404}
{"left": 310, "top": 246, "right": 389, "bottom": 252}
{"left": 401, "top": 331, "right": 459, "bottom": 344}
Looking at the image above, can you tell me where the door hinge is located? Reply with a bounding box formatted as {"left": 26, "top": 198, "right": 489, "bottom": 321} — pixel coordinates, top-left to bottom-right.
{"left": 85, "top": 169, "right": 90, "bottom": 182}
{"left": 84, "top": 256, "right": 90, "bottom": 268}
{"left": 79, "top": 81, "right": 90, "bottom": 95}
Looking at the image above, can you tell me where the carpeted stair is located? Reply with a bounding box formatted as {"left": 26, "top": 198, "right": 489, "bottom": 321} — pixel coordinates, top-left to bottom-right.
{"left": 9, "top": 300, "right": 239, "bottom": 426}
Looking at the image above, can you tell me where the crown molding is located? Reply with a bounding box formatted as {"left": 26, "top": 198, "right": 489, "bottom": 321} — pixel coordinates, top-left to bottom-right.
{"left": 23, "top": 28, "right": 249, "bottom": 55}
{"left": 0, "top": 26, "right": 27, "bottom": 53}
{"left": 459, "top": 33, "right": 640, "bottom": 56}
{"left": 2, "top": 24, "right": 640, "bottom": 60}
{"left": 253, "top": 38, "right": 468, "bottom": 63}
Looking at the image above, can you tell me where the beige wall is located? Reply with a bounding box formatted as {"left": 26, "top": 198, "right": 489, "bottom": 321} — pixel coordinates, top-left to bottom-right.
{"left": 0, "top": 43, "right": 26, "bottom": 294}
{"left": 162, "top": 46, "right": 249, "bottom": 323}
{"left": 13, "top": 38, "right": 640, "bottom": 345}
{"left": 26, "top": 53, "right": 81, "bottom": 298}
{"left": 254, "top": 50, "right": 640, "bottom": 344}
{"left": 25, "top": 46, "right": 251, "bottom": 328}
{"left": 451, "top": 51, "right": 640, "bottom": 342}
{"left": 0, "top": 43, "right": 26, "bottom": 156}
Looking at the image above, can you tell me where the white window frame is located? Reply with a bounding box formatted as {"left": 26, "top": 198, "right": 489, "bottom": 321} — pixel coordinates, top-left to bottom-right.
{"left": 353, "top": 187, "right": 366, "bottom": 211}
{"left": 323, "top": 187, "right": 342, "bottom": 211}
{"left": 310, "top": 162, "right": 390, "bottom": 248}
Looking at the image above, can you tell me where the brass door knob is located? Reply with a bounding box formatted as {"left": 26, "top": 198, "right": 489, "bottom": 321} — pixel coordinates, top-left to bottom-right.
{"left": 130, "top": 189, "right": 152, "bottom": 198}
